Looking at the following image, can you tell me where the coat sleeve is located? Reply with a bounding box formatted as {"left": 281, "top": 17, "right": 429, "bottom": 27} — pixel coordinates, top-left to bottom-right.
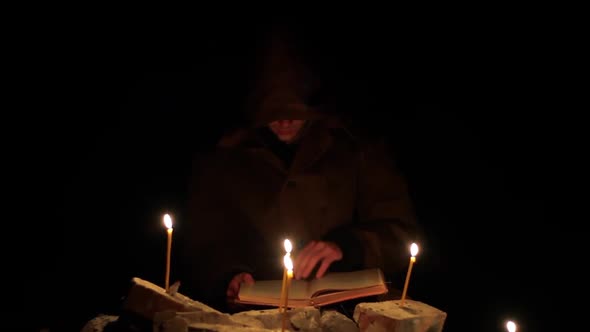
{"left": 323, "top": 136, "right": 423, "bottom": 278}
{"left": 177, "top": 151, "right": 255, "bottom": 311}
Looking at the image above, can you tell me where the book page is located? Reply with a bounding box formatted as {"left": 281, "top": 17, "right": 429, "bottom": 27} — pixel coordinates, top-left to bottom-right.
{"left": 310, "top": 285, "right": 387, "bottom": 307}
{"left": 309, "top": 268, "right": 385, "bottom": 296}
{"left": 238, "top": 278, "right": 312, "bottom": 302}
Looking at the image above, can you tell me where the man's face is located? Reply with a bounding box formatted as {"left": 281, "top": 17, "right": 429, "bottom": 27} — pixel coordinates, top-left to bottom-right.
{"left": 268, "top": 120, "right": 306, "bottom": 143}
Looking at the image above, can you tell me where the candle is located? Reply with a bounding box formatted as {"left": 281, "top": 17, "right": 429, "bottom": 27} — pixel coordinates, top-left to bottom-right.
{"left": 279, "top": 239, "right": 292, "bottom": 313}
{"left": 400, "top": 242, "right": 419, "bottom": 306}
{"left": 281, "top": 254, "right": 294, "bottom": 332}
{"left": 506, "top": 320, "right": 517, "bottom": 332}
{"left": 163, "top": 213, "right": 173, "bottom": 292}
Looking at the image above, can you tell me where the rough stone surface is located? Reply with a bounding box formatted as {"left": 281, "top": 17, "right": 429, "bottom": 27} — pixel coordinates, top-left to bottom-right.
{"left": 124, "top": 277, "right": 220, "bottom": 321}
{"left": 232, "top": 307, "right": 321, "bottom": 331}
{"left": 82, "top": 278, "right": 447, "bottom": 331}
{"left": 154, "top": 309, "right": 265, "bottom": 332}
{"left": 186, "top": 323, "right": 273, "bottom": 332}
{"left": 80, "top": 315, "right": 118, "bottom": 332}
{"left": 353, "top": 300, "right": 447, "bottom": 332}
{"left": 320, "top": 310, "right": 359, "bottom": 332}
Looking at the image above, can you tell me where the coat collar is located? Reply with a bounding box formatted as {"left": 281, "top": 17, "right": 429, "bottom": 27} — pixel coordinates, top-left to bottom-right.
{"left": 289, "top": 121, "right": 332, "bottom": 174}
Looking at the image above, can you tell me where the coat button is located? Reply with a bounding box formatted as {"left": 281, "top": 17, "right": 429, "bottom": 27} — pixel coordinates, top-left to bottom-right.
{"left": 286, "top": 180, "right": 296, "bottom": 188}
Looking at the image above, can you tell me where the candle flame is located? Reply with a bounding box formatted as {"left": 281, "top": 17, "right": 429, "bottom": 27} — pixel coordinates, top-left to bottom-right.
{"left": 284, "top": 239, "right": 292, "bottom": 253}
{"left": 284, "top": 254, "right": 293, "bottom": 271}
{"left": 163, "top": 214, "right": 173, "bottom": 229}
{"left": 410, "top": 243, "right": 419, "bottom": 257}
{"left": 506, "top": 321, "right": 516, "bottom": 332}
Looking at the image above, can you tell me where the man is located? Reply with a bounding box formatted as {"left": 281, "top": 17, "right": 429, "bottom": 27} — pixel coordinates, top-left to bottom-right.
{"left": 178, "top": 28, "right": 420, "bottom": 313}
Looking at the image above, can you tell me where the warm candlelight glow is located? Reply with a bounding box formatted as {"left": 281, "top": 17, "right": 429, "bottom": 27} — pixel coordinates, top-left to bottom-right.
{"left": 284, "top": 254, "right": 293, "bottom": 272}
{"left": 400, "top": 242, "right": 419, "bottom": 305}
{"left": 163, "top": 213, "right": 174, "bottom": 292}
{"left": 284, "top": 239, "right": 292, "bottom": 253}
{"left": 281, "top": 253, "right": 294, "bottom": 331}
{"left": 164, "top": 214, "right": 173, "bottom": 229}
{"left": 280, "top": 253, "right": 294, "bottom": 310}
{"left": 410, "top": 243, "right": 419, "bottom": 257}
{"left": 279, "top": 238, "right": 293, "bottom": 314}
{"left": 506, "top": 321, "right": 516, "bottom": 332}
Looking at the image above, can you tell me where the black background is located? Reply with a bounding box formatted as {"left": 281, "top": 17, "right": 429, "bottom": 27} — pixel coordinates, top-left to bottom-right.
{"left": 8, "top": 9, "right": 581, "bottom": 332}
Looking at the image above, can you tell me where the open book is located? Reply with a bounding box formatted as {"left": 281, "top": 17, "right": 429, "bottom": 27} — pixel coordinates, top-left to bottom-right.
{"left": 236, "top": 268, "right": 388, "bottom": 308}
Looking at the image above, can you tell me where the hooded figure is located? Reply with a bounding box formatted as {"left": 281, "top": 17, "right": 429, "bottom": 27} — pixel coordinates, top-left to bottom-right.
{"left": 178, "top": 28, "right": 421, "bottom": 313}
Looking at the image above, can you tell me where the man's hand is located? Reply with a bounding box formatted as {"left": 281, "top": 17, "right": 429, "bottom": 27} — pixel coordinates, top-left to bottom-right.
{"left": 226, "top": 272, "right": 255, "bottom": 304}
{"left": 293, "top": 241, "right": 342, "bottom": 280}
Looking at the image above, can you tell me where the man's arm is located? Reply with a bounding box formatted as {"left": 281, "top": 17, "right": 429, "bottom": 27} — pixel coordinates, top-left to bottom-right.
{"left": 324, "top": 136, "right": 422, "bottom": 277}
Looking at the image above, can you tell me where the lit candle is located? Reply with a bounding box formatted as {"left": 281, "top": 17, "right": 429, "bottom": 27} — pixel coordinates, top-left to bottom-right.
{"left": 281, "top": 254, "right": 294, "bottom": 332}
{"left": 279, "top": 239, "right": 292, "bottom": 313}
{"left": 163, "top": 213, "right": 173, "bottom": 293}
{"left": 400, "top": 242, "right": 419, "bottom": 306}
{"left": 506, "top": 320, "right": 517, "bottom": 332}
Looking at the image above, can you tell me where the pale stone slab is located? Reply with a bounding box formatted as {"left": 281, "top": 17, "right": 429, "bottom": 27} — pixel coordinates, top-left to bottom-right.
{"left": 353, "top": 300, "right": 446, "bottom": 332}
{"left": 123, "top": 277, "right": 220, "bottom": 320}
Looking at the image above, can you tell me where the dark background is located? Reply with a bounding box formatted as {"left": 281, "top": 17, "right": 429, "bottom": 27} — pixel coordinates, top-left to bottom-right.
{"left": 9, "top": 10, "right": 581, "bottom": 332}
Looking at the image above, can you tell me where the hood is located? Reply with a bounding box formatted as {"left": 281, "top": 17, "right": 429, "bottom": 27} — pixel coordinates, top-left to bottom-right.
{"left": 244, "top": 29, "right": 326, "bottom": 127}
